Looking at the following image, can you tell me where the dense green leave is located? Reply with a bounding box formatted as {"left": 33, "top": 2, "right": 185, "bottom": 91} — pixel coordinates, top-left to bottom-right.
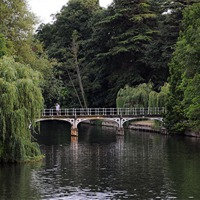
{"left": 116, "top": 82, "right": 169, "bottom": 108}
{"left": 165, "top": 2, "right": 200, "bottom": 133}
{"left": 0, "top": 57, "right": 43, "bottom": 162}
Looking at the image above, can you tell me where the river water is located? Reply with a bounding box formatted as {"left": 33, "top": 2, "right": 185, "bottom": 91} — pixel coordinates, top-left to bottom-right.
{"left": 0, "top": 121, "right": 200, "bottom": 200}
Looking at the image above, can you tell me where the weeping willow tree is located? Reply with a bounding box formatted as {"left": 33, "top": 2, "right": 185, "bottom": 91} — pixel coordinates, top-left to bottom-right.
{"left": 148, "top": 91, "right": 158, "bottom": 107}
{"left": 116, "top": 85, "right": 131, "bottom": 107}
{"left": 157, "top": 83, "right": 169, "bottom": 107}
{"left": 0, "top": 57, "right": 44, "bottom": 163}
{"left": 116, "top": 83, "right": 152, "bottom": 107}
{"left": 116, "top": 82, "right": 169, "bottom": 108}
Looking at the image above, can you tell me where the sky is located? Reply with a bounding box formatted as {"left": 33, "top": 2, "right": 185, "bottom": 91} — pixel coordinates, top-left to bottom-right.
{"left": 28, "top": 0, "right": 113, "bottom": 25}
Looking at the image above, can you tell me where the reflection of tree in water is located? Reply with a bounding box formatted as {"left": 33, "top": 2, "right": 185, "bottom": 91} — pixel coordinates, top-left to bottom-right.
{"left": 166, "top": 137, "right": 200, "bottom": 199}
{"left": 0, "top": 162, "right": 42, "bottom": 199}
{"left": 99, "top": 130, "right": 170, "bottom": 199}
{"left": 7, "top": 123, "right": 200, "bottom": 199}
{"left": 38, "top": 125, "right": 173, "bottom": 199}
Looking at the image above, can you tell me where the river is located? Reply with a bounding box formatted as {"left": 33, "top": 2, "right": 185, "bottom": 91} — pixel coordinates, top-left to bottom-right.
{"left": 0, "top": 121, "right": 200, "bottom": 200}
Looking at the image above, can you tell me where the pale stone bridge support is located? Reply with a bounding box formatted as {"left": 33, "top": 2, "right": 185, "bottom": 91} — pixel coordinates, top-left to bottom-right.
{"left": 37, "top": 108, "right": 165, "bottom": 137}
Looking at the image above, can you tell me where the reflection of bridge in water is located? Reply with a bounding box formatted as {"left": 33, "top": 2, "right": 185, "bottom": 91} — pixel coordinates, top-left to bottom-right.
{"left": 37, "top": 108, "right": 166, "bottom": 136}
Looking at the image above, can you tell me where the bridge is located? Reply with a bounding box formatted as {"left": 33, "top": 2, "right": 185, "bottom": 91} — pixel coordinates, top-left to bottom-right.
{"left": 37, "top": 107, "right": 165, "bottom": 136}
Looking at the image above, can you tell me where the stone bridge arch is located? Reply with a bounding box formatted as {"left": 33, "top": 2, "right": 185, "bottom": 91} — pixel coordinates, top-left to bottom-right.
{"left": 36, "top": 118, "right": 75, "bottom": 126}
{"left": 74, "top": 117, "right": 120, "bottom": 128}
{"left": 121, "top": 117, "right": 163, "bottom": 126}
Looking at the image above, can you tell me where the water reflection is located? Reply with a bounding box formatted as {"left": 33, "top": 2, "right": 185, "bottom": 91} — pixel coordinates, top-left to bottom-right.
{"left": 166, "top": 137, "right": 200, "bottom": 199}
{"left": 0, "top": 122, "right": 200, "bottom": 199}
{"left": 0, "top": 163, "right": 42, "bottom": 200}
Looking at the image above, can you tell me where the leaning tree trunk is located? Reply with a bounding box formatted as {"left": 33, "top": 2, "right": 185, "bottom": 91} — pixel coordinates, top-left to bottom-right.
{"left": 71, "top": 31, "right": 88, "bottom": 109}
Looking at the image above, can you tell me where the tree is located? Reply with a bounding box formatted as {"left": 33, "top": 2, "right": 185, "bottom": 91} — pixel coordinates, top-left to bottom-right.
{"left": 71, "top": 31, "right": 88, "bottom": 108}
{"left": 116, "top": 82, "right": 168, "bottom": 108}
{"left": 143, "top": 0, "right": 198, "bottom": 89}
{"left": 0, "top": 34, "right": 9, "bottom": 58}
{"left": 0, "top": 0, "right": 36, "bottom": 59}
{"left": 1, "top": 0, "right": 61, "bottom": 108}
{"left": 36, "top": 0, "right": 100, "bottom": 107}
{"left": 0, "top": 57, "right": 43, "bottom": 162}
{"left": 165, "top": 2, "right": 200, "bottom": 133}
{"left": 84, "top": 0, "right": 158, "bottom": 107}
{"left": 37, "top": 0, "right": 198, "bottom": 108}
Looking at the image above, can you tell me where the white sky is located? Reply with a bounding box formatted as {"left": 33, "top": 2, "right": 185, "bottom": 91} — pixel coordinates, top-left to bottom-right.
{"left": 28, "top": 0, "right": 113, "bottom": 24}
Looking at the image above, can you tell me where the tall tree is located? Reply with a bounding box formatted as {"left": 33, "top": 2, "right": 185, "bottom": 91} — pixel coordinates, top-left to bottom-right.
{"left": 85, "top": 0, "right": 158, "bottom": 106}
{"left": 165, "top": 2, "right": 200, "bottom": 133}
{"left": 0, "top": 0, "right": 59, "bottom": 162}
{"left": 144, "top": 0, "right": 198, "bottom": 89}
{"left": 36, "top": 0, "right": 100, "bottom": 107}
{"left": 0, "top": 0, "right": 61, "bottom": 108}
{"left": 0, "top": 0, "right": 35, "bottom": 59}
{"left": 71, "top": 31, "right": 88, "bottom": 108}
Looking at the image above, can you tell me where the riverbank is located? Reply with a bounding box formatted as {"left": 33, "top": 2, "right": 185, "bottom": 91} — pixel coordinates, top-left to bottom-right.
{"left": 100, "top": 120, "right": 168, "bottom": 135}
{"left": 128, "top": 121, "right": 167, "bottom": 134}
{"left": 90, "top": 120, "right": 200, "bottom": 137}
{"left": 184, "top": 130, "right": 200, "bottom": 138}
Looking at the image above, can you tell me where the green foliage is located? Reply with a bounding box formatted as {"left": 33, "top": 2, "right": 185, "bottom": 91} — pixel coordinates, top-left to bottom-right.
{"left": 184, "top": 74, "right": 200, "bottom": 130}
{"left": 36, "top": 0, "right": 196, "bottom": 109}
{"left": 165, "top": 2, "right": 200, "bottom": 133}
{"left": 0, "top": 34, "right": 8, "bottom": 58}
{"left": 1, "top": 0, "right": 59, "bottom": 108}
{"left": 157, "top": 83, "right": 169, "bottom": 107}
{"left": 148, "top": 91, "right": 158, "bottom": 107}
{"left": 0, "top": 57, "right": 43, "bottom": 162}
{"left": 36, "top": 0, "right": 100, "bottom": 107}
{"left": 36, "top": 0, "right": 160, "bottom": 107}
{"left": 116, "top": 82, "right": 168, "bottom": 108}
{"left": 0, "top": 0, "right": 36, "bottom": 57}
{"left": 143, "top": 0, "right": 198, "bottom": 89}
{"left": 92, "top": 0, "right": 158, "bottom": 106}
{"left": 116, "top": 96, "right": 125, "bottom": 108}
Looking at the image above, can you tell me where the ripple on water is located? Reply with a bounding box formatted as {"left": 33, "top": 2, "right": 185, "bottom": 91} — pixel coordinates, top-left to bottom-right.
{"left": 39, "top": 186, "right": 130, "bottom": 200}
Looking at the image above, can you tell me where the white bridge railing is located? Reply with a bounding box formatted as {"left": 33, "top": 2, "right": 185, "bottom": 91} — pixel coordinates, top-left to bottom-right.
{"left": 41, "top": 107, "right": 166, "bottom": 117}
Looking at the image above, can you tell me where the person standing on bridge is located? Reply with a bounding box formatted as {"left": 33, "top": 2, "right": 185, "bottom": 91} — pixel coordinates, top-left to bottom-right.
{"left": 56, "top": 103, "right": 61, "bottom": 115}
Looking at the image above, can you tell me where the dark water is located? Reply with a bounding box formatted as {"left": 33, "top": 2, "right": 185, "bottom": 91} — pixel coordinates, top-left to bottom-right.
{"left": 0, "top": 121, "right": 200, "bottom": 200}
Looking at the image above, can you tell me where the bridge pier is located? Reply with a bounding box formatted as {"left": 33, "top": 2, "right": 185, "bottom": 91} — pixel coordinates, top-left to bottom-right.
{"left": 71, "top": 126, "right": 78, "bottom": 137}
{"left": 71, "top": 136, "right": 78, "bottom": 143}
{"left": 117, "top": 127, "right": 124, "bottom": 136}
